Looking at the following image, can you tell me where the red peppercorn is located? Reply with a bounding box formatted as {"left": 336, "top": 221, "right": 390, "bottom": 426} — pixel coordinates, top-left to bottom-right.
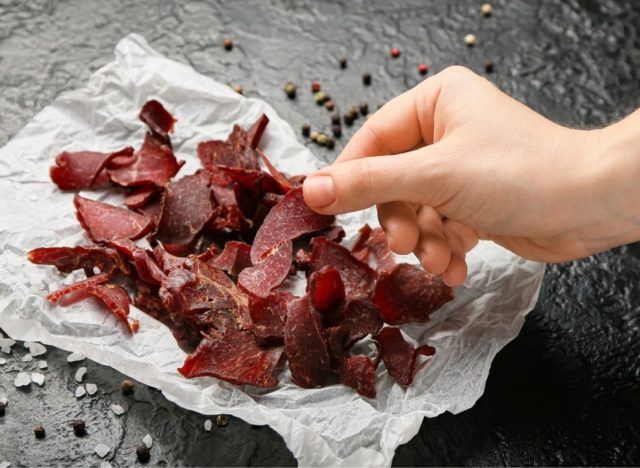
{"left": 418, "top": 63, "right": 429, "bottom": 75}
{"left": 311, "top": 81, "right": 321, "bottom": 93}
{"left": 390, "top": 47, "right": 401, "bottom": 58}
{"left": 223, "top": 38, "right": 233, "bottom": 51}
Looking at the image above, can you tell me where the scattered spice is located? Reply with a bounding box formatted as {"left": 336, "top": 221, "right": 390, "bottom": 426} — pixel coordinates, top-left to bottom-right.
{"left": 418, "top": 63, "right": 429, "bottom": 75}
{"left": 28, "top": 342, "right": 47, "bottom": 357}
{"left": 14, "top": 372, "right": 30, "bottom": 388}
{"left": 311, "top": 81, "right": 321, "bottom": 93}
{"left": 95, "top": 443, "right": 110, "bottom": 458}
{"left": 72, "top": 419, "right": 86, "bottom": 437}
{"left": 316, "top": 133, "right": 328, "bottom": 146}
{"left": 343, "top": 113, "right": 354, "bottom": 126}
{"left": 223, "top": 38, "right": 233, "bottom": 51}
{"left": 34, "top": 424, "right": 45, "bottom": 439}
{"left": 325, "top": 100, "right": 335, "bottom": 111}
{"left": 136, "top": 444, "right": 151, "bottom": 463}
{"left": 215, "top": 414, "right": 229, "bottom": 427}
{"left": 121, "top": 379, "right": 134, "bottom": 395}
{"left": 314, "top": 92, "right": 328, "bottom": 105}
{"left": 143, "top": 434, "right": 153, "bottom": 448}
{"left": 75, "top": 366, "right": 87, "bottom": 383}
{"left": 66, "top": 352, "right": 85, "bottom": 363}
{"left": 481, "top": 3, "right": 492, "bottom": 16}
{"left": 86, "top": 383, "right": 98, "bottom": 395}
{"left": 349, "top": 105, "right": 360, "bottom": 120}
{"left": 0, "top": 402, "right": 5, "bottom": 417}
{"left": 284, "top": 82, "right": 297, "bottom": 99}
{"left": 326, "top": 137, "right": 335, "bottom": 150}
{"left": 465, "top": 34, "right": 476, "bottom": 47}
{"left": 31, "top": 372, "right": 45, "bottom": 386}
{"left": 359, "top": 103, "right": 369, "bottom": 116}
{"left": 204, "top": 419, "right": 213, "bottom": 431}
{"left": 301, "top": 123, "right": 311, "bottom": 137}
{"left": 484, "top": 59, "right": 494, "bottom": 73}
{"left": 362, "top": 73, "right": 372, "bottom": 86}
{"left": 75, "top": 385, "right": 86, "bottom": 398}
{"left": 331, "top": 125, "right": 342, "bottom": 138}
{"left": 330, "top": 113, "right": 341, "bottom": 125}
{"left": 339, "top": 57, "right": 347, "bottom": 69}
{"left": 310, "top": 131, "right": 319, "bottom": 142}
{"left": 111, "top": 403, "right": 125, "bottom": 416}
{"left": 232, "top": 84, "right": 243, "bottom": 95}
{"left": 390, "top": 47, "right": 401, "bottom": 58}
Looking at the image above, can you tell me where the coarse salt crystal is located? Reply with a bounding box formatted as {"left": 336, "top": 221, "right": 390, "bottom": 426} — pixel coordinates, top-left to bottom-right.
{"left": 75, "top": 386, "right": 86, "bottom": 398}
{"left": 143, "top": 434, "right": 153, "bottom": 448}
{"left": 29, "top": 343, "right": 47, "bottom": 357}
{"left": 21, "top": 354, "right": 33, "bottom": 362}
{"left": 111, "top": 403, "right": 125, "bottom": 416}
{"left": 75, "top": 367, "right": 87, "bottom": 383}
{"left": 14, "top": 372, "right": 31, "bottom": 387}
{"left": 38, "top": 360, "right": 47, "bottom": 369}
{"left": 95, "top": 443, "right": 110, "bottom": 458}
{"left": 86, "top": 383, "right": 98, "bottom": 395}
{"left": 0, "top": 358, "right": 6, "bottom": 365}
{"left": 204, "top": 419, "right": 212, "bottom": 431}
{"left": 31, "top": 373, "right": 46, "bottom": 386}
{"left": 67, "top": 352, "right": 85, "bottom": 363}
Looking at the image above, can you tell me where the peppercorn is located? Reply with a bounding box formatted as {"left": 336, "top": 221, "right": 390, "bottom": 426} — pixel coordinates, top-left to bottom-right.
{"left": 362, "top": 73, "right": 372, "bottom": 86}
{"left": 121, "top": 379, "right": 134, "bottom": 395}
{"left": 465, "top": 34, "right": 476, "bottom": 47}
{"left": 481, "top": 3, "right": 492, "bottom": 16}
{"left": 310, "top": 131, "right": 319, "bottom": 142}
{"left": 284, "top": 82, "right": 297, "bottom": 99}
{"left": 418, "top": 63, "right": 429, "bottom": 75}
{"left": 232, "top": 84, "right": 243, "bottom": 95}
{"left": 316, "top": 133, "right": 328, "bottom": 146}
{"left": 484, "top": 59, "right": 494, "bottom": 73}
{"left": 72, "top": 419, "right": 86, "bottom": 437}
{"left": 325, "top": 100, "right": 335, "bottom": 111}
{"left": 349, "top": 105, "right": 360, "bottom": 120}
{"left": 326, "top": 137, "right": 335, "bottom": 150}
{"left": 339, "top": 57, "right": 347, "bottom": 69}
{"left": 331, "top": 125, "right": 342, "bottom": 138}
{"left": 34, "top": 424, "right": 45, "bottom": 439}
{"left": 215, "top": 414, "right": 229, "bottom": 427}
{"left": 311, "top": 81, "right": 321, "bottom": 93}
{"left": 343, "top": 113, "right": 354, "bottom": 126}
{"left": 223, "top": 38, "right": 233, "bottom": 51}
{"left": 390, "top": 47, "right": 401, "bottom": 58}
{"left": 0, "top": 402, "right": 5, "bottom": 416}
{"left": 314, "top": 92, "right": 328, "bottom": 105}
{"left": 301, "top": 123, "right": 311, "bottom": 137}
{"left": 359, "top": 102, "right": 369, "bottom": 116}
{"left": 330, "top": 113, "right": 341, "bottom": 125}
{"left": 136, "top": 444, "right": 151, "bottom": 463}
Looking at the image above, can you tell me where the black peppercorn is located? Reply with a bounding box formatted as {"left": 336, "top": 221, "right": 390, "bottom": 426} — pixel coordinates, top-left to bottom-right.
{"left": 339, "top": 57, "right": 347, "bottom": 69}
{"left": 215, "top": 414, "right": 229, "bottom": 427}
{"left": 359, "top": 102, "right": 369, "bottom": 116}
{"left": 0, "top": 402, "right": 5, "bottom": 416}
{"left": 34, "top": 424, "right": 45, "bottom": 439}
{"left": 330, "top": 113, "right": 341, "bottom": 125}
{"left": 343, "top": 113, "right": 354, "bottom": 126}
{"left": 325, "top": 100, "right": 335, "bottom": 111}
{"left": 362, "top": 73, "right": 372, "bottom": 86}
{"left": 349, "top": 105, "right": 359, "bottom": 120}
{"left": 72, "top": 419, "right": 86, "bottom": 437}
{"left": 331, "top": 125, "right": 342, "bottom": 138}
{"left": 484, "top": 60, "right": 494, "bottom": 73}
{"left": 121, "top": 379, "right": 134, "bottom": 395}
{"left": 223, "top": 38, "right": 233, "bottom": 51}
{"left": 301, "top": 123, "right": 311, "bottom": 137}
{"left": 136, "top": 444, "right": 151, "bottom": 463}
{"left": 326, "top": 137, "right": 335, "bottom": 150}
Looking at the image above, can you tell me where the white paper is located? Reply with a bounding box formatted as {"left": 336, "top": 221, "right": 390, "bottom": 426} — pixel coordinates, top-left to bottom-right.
{"left": 0, "top": 34, "right": 545, "bottom": 467}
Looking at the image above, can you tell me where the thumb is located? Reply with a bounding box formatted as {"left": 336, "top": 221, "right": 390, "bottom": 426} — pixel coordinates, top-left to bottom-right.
{"left": 302, "top": 145, "right": 447, "bottom": 215}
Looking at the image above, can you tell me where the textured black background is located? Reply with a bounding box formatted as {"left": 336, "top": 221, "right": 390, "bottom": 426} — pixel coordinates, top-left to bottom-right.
{"left": 1, "top": 0, "right": 640, "bottom": 465}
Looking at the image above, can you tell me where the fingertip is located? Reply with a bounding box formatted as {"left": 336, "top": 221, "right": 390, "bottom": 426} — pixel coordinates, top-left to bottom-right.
{"left": 416, "top": 235, "right": 451, "bottom": 275}
{"left": 442, "top": 253, "right": 468, "bottom": 287}
{"left": 377, "top": 202, "right": 420, "bottom": 255}
{"left": 302, "top": 175, "right": 336, "bottom": 211}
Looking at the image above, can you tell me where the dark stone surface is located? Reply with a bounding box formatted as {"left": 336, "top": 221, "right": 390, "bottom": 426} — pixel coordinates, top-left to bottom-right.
{"left": 1, "top": 0, "right": 639, "bottom": 465}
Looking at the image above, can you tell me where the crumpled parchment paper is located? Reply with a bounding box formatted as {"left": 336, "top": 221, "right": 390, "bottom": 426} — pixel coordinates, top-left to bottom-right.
{"left": 0, "top": 34, "right": 545, "bottom": 467}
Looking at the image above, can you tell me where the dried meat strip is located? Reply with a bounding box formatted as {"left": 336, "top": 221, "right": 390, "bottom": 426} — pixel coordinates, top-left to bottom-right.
{"left": 28, "top": 246, "right": 128, "bottom": 276}
{"left": 208, "top": 241, "right": 252, "bottom": 276}
{"left": 238, "top": 240, "right": 292, "bottom": 298}
{"left": 307, "top": 265, "right": 345, "bottom": 317}
{"left": 139, "top": 100, "right": 176, "bottom": 147}
{"left": 74, "top": 194, "right": 153, "bottom": 243}
{"left": 334, "top": 355, "right": 377, "bottom": 398}
{"left": 366, "top": 227, "right": 396, "bottom": 271}
{"left": 373, "top": 263, "right": 453, "bottom": 325}
{"left": 85, "top": 283, "right": 137, "bottom": 334}
{"left": 124, "top": 186, "right": 158, "bottom": 210}
{"left": 256, "top": 148, "right": 292, "bottom": 193}
{"left": 374, "top": 327, "right": 435, "bottom": 386}
{"left": 50, "top": 147, "right": 134, "bottom": 191}
{"left": 249, "top": 290, "right": 294, "bottom": 345}
{"left": 132, "top": 249, "right": 167, "bottom": 286}
{"left": 337, "top": 299, "right": 383, "bottom": 347}
{"left": 46, "top": 272, "right": 109, "bottom": 303}
{"left": 251, "top": 188, "right": 334, "bottom": 263}
{"left": 284, "top": 296, "right": 330, "bottom": 388}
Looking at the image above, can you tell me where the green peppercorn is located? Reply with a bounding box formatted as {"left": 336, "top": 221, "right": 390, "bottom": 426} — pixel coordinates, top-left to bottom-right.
{"left": 316, "top": 133, "right": 328, "bottom": 146}
{"left": 301, "top": 123, "right": 311, "bottom": 137}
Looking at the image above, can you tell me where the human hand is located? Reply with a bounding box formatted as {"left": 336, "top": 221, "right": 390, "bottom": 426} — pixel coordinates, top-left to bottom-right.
{"left": 302, "top": 66, "right": 638, "bottom": 286}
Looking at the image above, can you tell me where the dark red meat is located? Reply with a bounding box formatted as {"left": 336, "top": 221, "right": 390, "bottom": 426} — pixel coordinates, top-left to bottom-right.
{"left": 139, "top": 100, "right": 176, "bottom": 147}
{"left": 334, "top": 355, "right": 377, "bottom": 398}
{"left": 238, "top": 240, "right": 292, "bottom": 298}
{"left": 46, "top": 272, "right": 109, "bottom": 303}
{"left": 256, "top": 148, "right": 292, "bottom": 193}
{"left": 85, "top": 283, "right": 136, "bottom": 334}
{"left": 153, "top": 243, "right": 186, "bottom": 272}
{"left": 249, "top": 290, "right": 294, "bottom": 345}
{"left": 132, "top": 249, "right": 167, "bottom": 286}
{"left": 373, "top": 263, "right": 453, "bottom": 324}
{"left": 351, "top": 224, "right": 372, "bottom": 255}
{"left": 27, "top": 246, "right": 128, "bottom": 276}
{"left": 251, "top": 188, "right": 334, "bottom": 263}
{"left": 178, "top": 312, "right": 282, "bottom": 388}
{"left": 366, "top": 227, "right": 396, "bottom": 271}
{"left": 50, "top": 147, "right": 134, "bottom": 191}
{"left": 124, "top": 186, "right": 158, "bottom": 210}
{"left": 74, "top": 194, "right": 153, "bottom": 243}
{"left": 208, "top": 241, "right": 252, "bottom": 276}
{"left": 308, "top": 265, "right": 345, "bottom": 317}
{"left": 109, "top": 133, "right": 184, "bottom": 187}
{"left": 284, "top": 296, "right": 330, "bottom": 388}
{"left": 374, "top": 327, "right": 435, "bottom": 386}
{"left": 338, "top": 299, "right": 383, "bottom": 347}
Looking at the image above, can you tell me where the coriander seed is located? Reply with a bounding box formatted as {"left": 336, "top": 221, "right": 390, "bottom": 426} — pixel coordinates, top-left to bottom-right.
{"left": 232, "top": 84, "right": 243, "bottom": 95}
{"left": 465, "top": 34, "right": 476, "bottom": 47}
{"left": 481, "top": 3, "right": 492, "bottom": 16}
{"left": 316, "top": 133, "right": 328, "bottom": 146}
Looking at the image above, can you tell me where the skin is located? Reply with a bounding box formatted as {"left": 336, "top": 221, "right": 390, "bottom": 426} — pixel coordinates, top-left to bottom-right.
{"left": 302, "top": 66, "right": 640, "bottom": 286}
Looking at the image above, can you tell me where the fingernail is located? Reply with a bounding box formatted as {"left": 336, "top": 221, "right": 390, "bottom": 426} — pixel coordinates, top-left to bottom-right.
{"left": 303, "top": 175, "right": 335, "bottom": 207}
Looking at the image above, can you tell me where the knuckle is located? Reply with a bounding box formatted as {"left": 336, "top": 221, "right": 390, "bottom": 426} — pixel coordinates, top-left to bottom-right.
{"left": 440, "top": 65, "right": 475, "bottom": 83}
{"left": 350, "top": 159, "right": 375, "bottom": 196}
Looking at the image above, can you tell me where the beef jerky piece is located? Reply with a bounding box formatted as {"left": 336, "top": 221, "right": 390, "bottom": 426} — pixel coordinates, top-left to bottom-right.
{"left": 153, "top": 243, "right": 185, "bottom": 272}
{"left": 238, "top": 240, "right": 292, "bottom": 298}
{"left": 288, "top": 175, "right": 306, "bottom": 187}
{"left": 256, "top": 148, "right": 292, "bottom": 193}
{"left": 249, "top": 290, "right": 295, "bottom": 345}
{"left": 338, "top": 299, "right": 383, "bottom": 347}
{"left": 307, "top": 265, "right": 345, "bottom": 318}
{"left": 308, "top": 237, "right": 376, "bottom": 300}
{"left": 109, "top": 133, "right": 184, "bottom": 187}
{"left": 139, "top": 100, "right": 176, "bottom": 147}
{"left": 334, "top": 355, "right": 377, "bottom": 398}
{"left": 195, "top": 243, "right": 220, "bottom": 263}
{"left": 155, "top": 171, "right": 214, "bottom": 247}
{"left": 374, "top": 327, "right": 435, "bottom": 386}
{"left": 351, "top": 247, "right": 370, "bottom": 263}
{"left": 218, "top": 167, "right": 284, "bottom": 196}
{"left": 351, "top": 224, "right": 372, "bottom": 255}
{"left": 85, "top": 283, "right": 136, "bottom": 334}
{"left": 315, "top": 225, "right": 346, "bottom": 244}
{"left": 137, "top": 193, "right": 165, "bottom": 230}
{"left": 373, "top": 263, "right": 453, "bottom": 325}
{"left": 132, "top": 249, "right": 167, "bottom": 286}
{"left": 107, "top": 238, "right": 137, "bottom": 261}
{"left": 28, "top": 246, "right": 128, "bottom": 276}
{"left": 366, "top": 227, "right": 395, "bottom": 271}
{"left": 46, "top": 273, "right": 109, "bottom": 303}
{"left": 178, "top": 312, "right": 282, "bottom": 388}
{"left": 284, "top": 296, "right": 330, "bottom": 388}
{"left": 208, "top": 241, "right": 252, "bottom": 276}
{"left": 251, "top": 188, "right": 334, "bottom": 263}
{"left": 125, "top": 186, "right": 158, "bottom": 210}
{"left": 246, "top": 114, "right": 269, "bottom": 151}
{"left": 74, "top": 194, "right": 153, "bottom": 243}
{"left": 50, "top": 147, "right": 134, "bottom": 191}
{"left": 294, "top": 247, "right": 312, "bottom": 271}
{"left": 206, "top": 185, "right": 251, "bottom": 233}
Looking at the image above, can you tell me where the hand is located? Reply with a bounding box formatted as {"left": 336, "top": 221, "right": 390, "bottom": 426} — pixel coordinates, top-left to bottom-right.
{"left": 302, "top": 66, "right": 639, "bottom": 286}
